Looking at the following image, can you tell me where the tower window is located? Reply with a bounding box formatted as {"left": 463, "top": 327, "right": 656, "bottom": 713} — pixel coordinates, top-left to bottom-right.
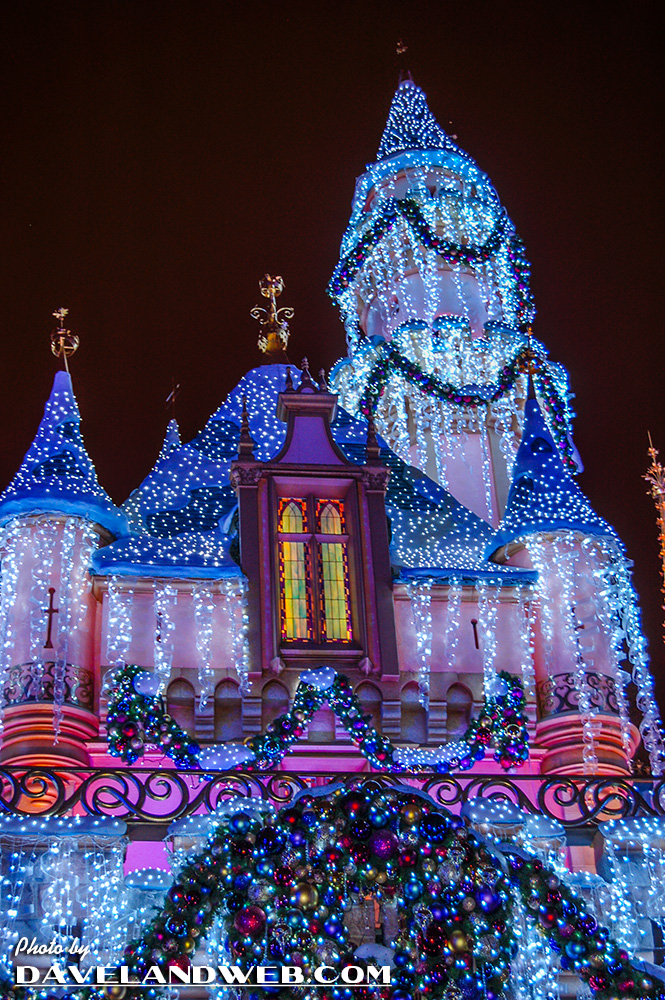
{"left": 277, "top": 497, "right": 353, "bottom": 644}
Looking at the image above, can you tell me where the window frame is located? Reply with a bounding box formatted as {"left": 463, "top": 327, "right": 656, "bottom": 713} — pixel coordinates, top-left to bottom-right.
{"left": 273, "top": 483, "right": 360, "bottom": 651}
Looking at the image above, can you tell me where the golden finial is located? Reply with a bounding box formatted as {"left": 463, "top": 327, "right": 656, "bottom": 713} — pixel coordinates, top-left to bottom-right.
{"left": 50, "top": 308, "right": 79, "bottom": 373}
{"left": 645, "top": 433, "right": 665, "bottom": 645}
{"left": 250, "top": 275, "right": 294, "bottom": 357}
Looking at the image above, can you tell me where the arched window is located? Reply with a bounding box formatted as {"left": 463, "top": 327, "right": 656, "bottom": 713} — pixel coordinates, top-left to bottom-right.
{"left": 277, "top": 497, "right": 352, "bottom": 644}
{"left": 261, "top": 680, "right": 289, "bottom": 731}
{"left": 400, "top": 682, "right": 427, "bottom": 743}
{"left": 167, "top": 678, "right": 195, "bottom": 733}
{"left": 356, "top": 682, "right": 382, "bottom": 734}
{"left": 214, "top": 680, "right": 242, "bottom": 741}
{"left": 446, "top": 683, "right": 473, "bottom": 735}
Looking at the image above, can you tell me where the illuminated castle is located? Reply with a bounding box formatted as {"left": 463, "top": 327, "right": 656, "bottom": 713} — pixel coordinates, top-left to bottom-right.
{"left": 0, "top": 78, "right": 663, "bottom": 998}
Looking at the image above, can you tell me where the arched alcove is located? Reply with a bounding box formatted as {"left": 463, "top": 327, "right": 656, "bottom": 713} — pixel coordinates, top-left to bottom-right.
{"left": 167, "top": 678, "right": 195, "bottom": 733}
{"left": 307, "top": 706, "right": 336, "bottom": 743}
{"left": 214, "top": 679, "right": 242, "bottom": 741}
{"left": 400, "top": 681, "right": 427, "bottom": 743}
{"left": 356, "top": 682, "right": 382, "bottom": 734}
{"left": 261, "top": 680, "right": 289, "bottom": 731}
{"left": 446, "top": 682, "right": 473, "bottom": 735}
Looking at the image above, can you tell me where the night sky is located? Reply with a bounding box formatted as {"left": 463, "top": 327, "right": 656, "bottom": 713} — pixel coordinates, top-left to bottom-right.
{"left": 0, "top": 2, "right": 663, "bottom": 709}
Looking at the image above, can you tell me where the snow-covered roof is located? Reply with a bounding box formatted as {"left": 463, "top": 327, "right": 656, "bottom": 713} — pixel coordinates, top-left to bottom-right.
{"left": 94, "top": 364, "right": 532, "bottom": 582}
{"left": 0, "top": 370, "right": 127, "bottom": 536}
{"left": 377, "top": 78, "right": 474, "bottom": 164}
{"left": 486, "top": 392, "right": 614, "bottom": 559}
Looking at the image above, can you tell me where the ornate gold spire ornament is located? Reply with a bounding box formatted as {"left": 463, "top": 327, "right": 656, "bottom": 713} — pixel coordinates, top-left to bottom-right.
{"left": 250, "top": 275, "right": 294, "bottom": 357}
{"left": 50, "top": 307, "right": 79, "bottom": 373}
{"left": 645, "top": 433, "right": 665, "bottom": 642}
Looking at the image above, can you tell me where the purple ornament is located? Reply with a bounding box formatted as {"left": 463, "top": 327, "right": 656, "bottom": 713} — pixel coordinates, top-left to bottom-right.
{"left": 368, "top": 830, "right": 398, "bottom": 860}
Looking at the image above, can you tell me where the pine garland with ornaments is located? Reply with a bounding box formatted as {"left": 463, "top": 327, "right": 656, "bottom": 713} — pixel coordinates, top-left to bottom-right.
{"left": 356, "top": 340, "right": 577, "bottom": 472}
{"left": 5, "top": 788, "right": 660, "bottom": 1000}
{"left": 105, "top": 664, "right": 529, "bottom": 774}
{"left": 327, "top": 197, "right": 534, "bottom": 325}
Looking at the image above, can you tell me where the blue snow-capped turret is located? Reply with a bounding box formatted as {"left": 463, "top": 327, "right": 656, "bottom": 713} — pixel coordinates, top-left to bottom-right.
{"left": 376, "top": 77, "right": 473, "bottom": 164}
{"left": 486, "top": 385, "right": 613, "bottom": 560}
{"left": 0, "top": 370, "right": 127, "bottom": 536}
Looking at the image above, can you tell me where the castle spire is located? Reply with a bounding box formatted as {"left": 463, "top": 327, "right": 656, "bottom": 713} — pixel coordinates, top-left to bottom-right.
{"left": 376, "top": 78, "right": 471, "bottom": 163}
{"left": 485, "top": 394, "right": 612, "bottom": 560}
{"left": 0, "top": 369, "right": 126, "bottom": 536}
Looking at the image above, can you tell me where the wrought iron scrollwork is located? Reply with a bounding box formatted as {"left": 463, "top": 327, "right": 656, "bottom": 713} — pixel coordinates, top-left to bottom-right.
{"left": 537, "top": 670, "right": 620, "bottom": 718}
{"left": 0, "top": 767, "right": 662, "bottom": 829}
{"left": 3, "top": 661, "right": 94, "bottom": 711}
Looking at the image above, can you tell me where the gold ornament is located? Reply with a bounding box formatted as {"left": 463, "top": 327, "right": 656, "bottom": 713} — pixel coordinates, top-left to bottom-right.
{"left": 400, "top": 804, "right": 422, "bottom": 825}
{"left": 291, "top": 881, "right": 319, "bottom": 911}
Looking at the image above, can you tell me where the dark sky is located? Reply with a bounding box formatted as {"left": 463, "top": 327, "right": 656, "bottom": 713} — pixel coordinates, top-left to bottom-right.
{"left": 0, "top": 2, "right": 663, "bottom": 709}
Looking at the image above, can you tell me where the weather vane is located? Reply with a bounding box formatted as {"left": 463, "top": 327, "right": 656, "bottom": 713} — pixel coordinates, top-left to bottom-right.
{"left": 645, "top": 433, "right": 665, "bottom": 644}
{"left": 250, "top": 275, "right": 294, "bottom": 357}
{"left": 50, "top": 307, "right": 79, "bottom": 373}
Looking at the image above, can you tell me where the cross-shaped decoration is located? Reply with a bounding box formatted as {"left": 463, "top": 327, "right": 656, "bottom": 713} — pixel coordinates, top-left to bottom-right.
{"left": 43, "top": 587, "right": 59, "bottom": 649}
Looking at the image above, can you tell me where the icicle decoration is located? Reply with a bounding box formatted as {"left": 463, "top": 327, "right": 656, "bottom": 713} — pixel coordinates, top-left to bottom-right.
{"left": 28, "top": 519, "right": 57, "bottom": 700}
{"left": 221, "top": 578, "right": 250, "bottom": 695}
{"left": 554, "top": 534, "right": 598, "bottom": 773}
{"left": 444, "top": 577, "right": 462, "bottom": 669}
{"left": 105, "top": 575, "right": 134, "bottom": 671}
{"left": 193, "top": 582, "right": 215, "bottom": 709}
{"left": 516, "top": 585, "right": 536, "bottom": 699}
{"left": 408, "top": 578, "right": 433, "bottom": 708}
{"left": 475, "top": 580, "right": 501, "bottom": 699}
{"left": 598, "top": 538, "right": 665, "bottom": 775}
{"left": 583, "top": 539, "right": 633, "bottom": 757}
{"left": 52, "top": 517, "right": 78, "bottom": 742}
{"left": 153, "top": 581, "right": 178, "bottom": 690}
{"left": 0, "top": 520, "right": 24, "bottom": 742}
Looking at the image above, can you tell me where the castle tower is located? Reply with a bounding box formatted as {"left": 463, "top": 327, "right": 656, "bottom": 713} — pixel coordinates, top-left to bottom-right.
{"left": 328, "top": 78, "right": 575, "bottom": 526}
{"left": 486, "top": 384, "right": 649, "bottom": 774}
{"left": 0, "top": 366, "right": 127, "bottom": 769}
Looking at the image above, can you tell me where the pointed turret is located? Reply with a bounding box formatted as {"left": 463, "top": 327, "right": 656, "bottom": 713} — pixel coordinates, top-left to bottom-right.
{"left": 0, "top": 371, "right": 126, "bottom": 536}
{"left": 486, "top": 393, "right": 613, "bottom": 560}
{"left": 157, "top": 418, "right": 181, "bottom": 463}
{"left": 376, "top": 77, "right": 472, "bottom": 164}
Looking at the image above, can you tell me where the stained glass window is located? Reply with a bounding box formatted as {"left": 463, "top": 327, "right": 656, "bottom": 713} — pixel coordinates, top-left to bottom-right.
{"left": 277, "top": 496, "right": 352, "bottom": 644}
{"left": 278, "top": 499, "right": 311, "bottom": 640}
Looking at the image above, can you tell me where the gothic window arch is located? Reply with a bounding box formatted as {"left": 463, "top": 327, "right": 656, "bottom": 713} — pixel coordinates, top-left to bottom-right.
{"left": 277, "top": 496, "right": 352, "bottom": 644}
{"left": 400, "top": 681, "right": 428, "bottom": 743}
{"left": 356, "top": 682, "right": 382, "bottom": 734}
{"left": 446, "top": 682, "right": 473, "bottom": 735}
{"left": 261, "top": 680, "right": 289, "bottom": 731}
{"left": 167, "top": 678, "right": 195, "bottom": 733}
{"left": 214, "top": 679, "right": 242, "bottom": 741}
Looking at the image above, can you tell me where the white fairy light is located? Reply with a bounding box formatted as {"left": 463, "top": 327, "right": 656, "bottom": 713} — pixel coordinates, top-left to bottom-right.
{"left": 193, "top": 581, "right": 216, "bottom": 709}
{"left": 408, "top": 578, "right": 433, "bottom": 708}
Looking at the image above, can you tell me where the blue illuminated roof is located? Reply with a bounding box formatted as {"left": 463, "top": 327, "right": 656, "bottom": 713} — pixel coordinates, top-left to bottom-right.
{"left": 486, "top": 393, "right": 613, "bottom": 559}
{"left": 377, "top": 79, "right": 473, "bottom": 164}
{"left": 0, "top": 371, "right": 127, "bottom": 536}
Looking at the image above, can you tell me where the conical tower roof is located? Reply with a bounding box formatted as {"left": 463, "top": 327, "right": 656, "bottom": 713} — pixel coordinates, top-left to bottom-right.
{"left": 0, "top": 370, "right": 127, "bottom": 536}
{"left": 376, "top": 77, "right": 472, "bottom": 164}
{"left": 486, "top": 392, "right": 613, "bottom": 559}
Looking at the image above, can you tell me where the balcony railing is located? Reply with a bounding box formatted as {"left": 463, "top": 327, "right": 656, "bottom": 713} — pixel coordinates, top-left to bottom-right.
{"left": 0, "top": 766, "right": 662, "bottom": 828}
